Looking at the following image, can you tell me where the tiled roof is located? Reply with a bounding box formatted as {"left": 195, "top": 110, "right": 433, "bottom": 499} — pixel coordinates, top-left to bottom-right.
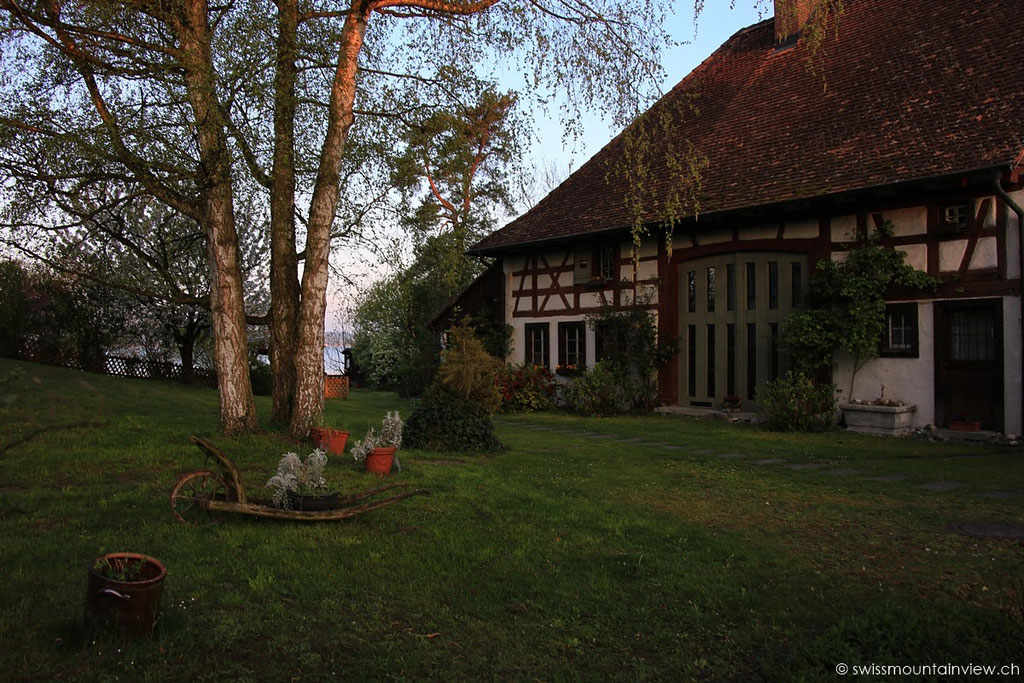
{"left": 471, "top": 0, "right": 1024, "bottom": 254}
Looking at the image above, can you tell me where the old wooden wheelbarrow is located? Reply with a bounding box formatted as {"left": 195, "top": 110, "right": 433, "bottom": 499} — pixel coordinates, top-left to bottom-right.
{"left": 170, "top": 436, "right": 430, "bottom": 524}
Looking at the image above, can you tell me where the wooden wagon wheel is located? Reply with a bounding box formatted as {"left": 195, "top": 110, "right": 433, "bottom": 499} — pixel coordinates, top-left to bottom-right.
{"left": 170, "top": 470, "right": 227, "bottom": 525}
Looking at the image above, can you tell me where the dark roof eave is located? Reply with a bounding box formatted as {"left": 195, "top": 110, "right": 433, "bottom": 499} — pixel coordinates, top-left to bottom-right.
{"left": 467, "top": 163, "right": 1014, "bottom": 256}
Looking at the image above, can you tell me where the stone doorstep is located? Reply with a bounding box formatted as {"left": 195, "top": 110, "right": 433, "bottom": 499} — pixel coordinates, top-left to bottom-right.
{"left": 654, "top": 406, "right": 759, "bottom": 422}
{"left": 932, "top": 428, "right": 1004, "bottom": 443}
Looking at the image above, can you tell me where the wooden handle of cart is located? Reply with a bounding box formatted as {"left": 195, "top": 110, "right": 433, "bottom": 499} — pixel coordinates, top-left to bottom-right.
{"left": 189, "top": 435, "right": 248, "bottom": 503}
{"left": 201, "top": 487, "right": 431, "bottom": 521}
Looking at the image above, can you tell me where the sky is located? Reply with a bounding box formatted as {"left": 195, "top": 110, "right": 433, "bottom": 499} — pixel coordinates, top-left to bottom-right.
{"left": 326, "top": 1, "right": 771, "bottom": 340}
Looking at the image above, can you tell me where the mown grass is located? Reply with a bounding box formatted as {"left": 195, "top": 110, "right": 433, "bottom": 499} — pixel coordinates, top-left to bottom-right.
{"left": 1, "top": 358, "right": 1022, "bottom": 680}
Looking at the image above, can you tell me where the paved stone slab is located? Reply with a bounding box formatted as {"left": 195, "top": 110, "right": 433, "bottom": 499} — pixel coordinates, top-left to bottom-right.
{"left": 973, "top": 490, "right": 1022, "bottom": 500}
{"left": 716, "top": 452, "right": 748, "bottom": 459}
{"left": 662, "top": 446, "right": 688, "bottom": 451}
{"left": 614, "top": 437, "right": 646, "bottom": 443}
{"left": 639, "top": 441, "right": 672, "bottom": 447}
{"left": 865, "top": 474, "right": 911, "bottom": 482}
{"left": 826, "top": 468, "right": 867, "bottom": 476}
{"left": 918, "top": 480, "right": 965, "bottom": 492}
{"left": 753, "top": 458, "right": 785, "bottom": 465}
{"left": 952, "top": 521, "right": 1024, "bottom": 540}
{"left": 787, "top": 463, "right": 826, "bottom": 471}
{"left": 692, "top": 449, "right": 715, "bottom": 455}
{"left": 587, "top": 434, "right": 615, "bottom": 439}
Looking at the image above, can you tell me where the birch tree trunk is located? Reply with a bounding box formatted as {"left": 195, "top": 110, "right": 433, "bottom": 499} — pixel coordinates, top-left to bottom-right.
{"left": 288, "top": 5, "right": 370, "bottom": 438}
{"left": 176, "top": 0, "right": 259, "bottom": 434}
{"left": 269, "top": 0, "right": 301, "bottom": 425}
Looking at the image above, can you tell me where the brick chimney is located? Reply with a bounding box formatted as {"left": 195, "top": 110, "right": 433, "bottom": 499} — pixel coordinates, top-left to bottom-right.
{"left": 774, "top": 0, "right": 818, "bottom": 46}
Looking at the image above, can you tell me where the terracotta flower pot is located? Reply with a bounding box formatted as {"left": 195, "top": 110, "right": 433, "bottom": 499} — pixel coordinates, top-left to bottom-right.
{"left": 365, "top": 447, "right": 396, "bottom": 475}
{"left": 321, "top": 429, "right": 349, "bottom": 456}
{"left": 85, "top": 553, "right": 166, "bottom": 640}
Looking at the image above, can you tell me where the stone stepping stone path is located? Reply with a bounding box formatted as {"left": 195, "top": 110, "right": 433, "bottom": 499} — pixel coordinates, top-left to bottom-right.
{"left": 974, "top": 490, "right": 1023, "bottom": 500}
{"left": 506, "top": 424, "right": 1018, "bottom": 501}
{"left": 864, "top": 474, "right": 911, "bottom": 483}
{"left": 918, "top": 481, "right": 965, "bottom": 492}
{"left": 952, "top": 521, "right": 1024, "bottom": 541}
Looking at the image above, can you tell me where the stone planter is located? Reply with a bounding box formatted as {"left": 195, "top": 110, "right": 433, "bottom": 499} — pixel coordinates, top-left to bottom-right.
{"left": 840, "top": 403, "right": 916, "bottom": 437}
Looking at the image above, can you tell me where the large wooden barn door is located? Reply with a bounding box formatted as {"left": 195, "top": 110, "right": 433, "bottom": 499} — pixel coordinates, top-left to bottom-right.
{"left": 678, "top": 252, "right": 807, "bottom": 408}
{"left": 934, "top": 300, "right": 1003, "bottom": 431}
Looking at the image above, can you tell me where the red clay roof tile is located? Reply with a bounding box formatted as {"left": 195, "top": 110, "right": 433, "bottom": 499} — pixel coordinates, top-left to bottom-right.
{"left": 471, "top": 0, "right": 1024, "bottom": 253}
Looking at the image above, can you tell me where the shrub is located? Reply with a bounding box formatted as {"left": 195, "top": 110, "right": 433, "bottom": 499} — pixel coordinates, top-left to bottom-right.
{"left": 756, "top": 370, "right": 837, "bottom": 432}
{"left": 437, "top": 322, "right": 501, "bottom": 411}
{"left": 402, "top": 321, "right": 503, "bottom": 452}
{"left": 561, "top": 361, "right": 639, "bottom": 417}
{"left": 403, "top": 387, "right": 503, "bottom": 453}
{"left": 495, "top": 363, "right": 556, "bottom": 412}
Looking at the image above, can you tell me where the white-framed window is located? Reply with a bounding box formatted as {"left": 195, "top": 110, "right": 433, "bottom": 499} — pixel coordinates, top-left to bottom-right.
{"left": 558, "top": 321, "right": 586, "bottom": 370}
{"left": 880, "top": 303, "right": 918, "bottom": 357}
{"left": 525, "top": 323, "right": 550, "bottom": 367}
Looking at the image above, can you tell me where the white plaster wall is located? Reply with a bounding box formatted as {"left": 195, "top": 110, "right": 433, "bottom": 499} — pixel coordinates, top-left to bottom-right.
{"left": 980, "top": 194, "right": 997, "bottom": 228}
{"left": 698, "top": 229, "right": 732, "bottom": 245}
{"left": 785, "top": 219, "right": 818, "bottom": 239}
{"left": 939, "top": 240, "right": 967, "bottom": 272}
{"left": 1004, "top": 295, "right": 1023, "bottom": 436}
{"left": 832, "top": 302, "right": 936, "bottom": 427}
{"left": 899, "top": 243, "right": 928, "bottom": 272}
{"left": 971, "top": 236, "right": 998, "bottom": 270}
{"left": 885, "top": 207, "right": 927, "bottom": 237}
{"left": 632, "top": 240, "right": 658, "bottom": 259}
{"left": 831, "top": 250, "right": 849, "bottom": 262}
{"left": 637, "top": 259, "right": 658, "bottom": 282}
{"left": 739, "top": 224, "right": 776, "bottom": 241}
{"left": 1007, "top": 189, "right": 1023, "bottom": 279}
{"left": 831, "top": 215, "right": 857, "bottom": 242}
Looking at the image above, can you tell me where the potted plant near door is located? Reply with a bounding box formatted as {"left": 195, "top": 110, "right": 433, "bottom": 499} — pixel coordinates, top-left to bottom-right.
{"left": 352, "top": 411, "right": 403, "bottom": 475}
{"left": 85, "top": 552, "right": 167, "bottom": 639}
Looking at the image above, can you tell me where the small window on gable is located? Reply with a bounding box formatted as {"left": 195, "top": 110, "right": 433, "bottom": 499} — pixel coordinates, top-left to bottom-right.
{"left": 941, "top": 203, "right": 970, "bottom": 232}
{"left": 525, "top": 323, "right": 550, "bottom": 367}
{"left": 880, "top": 303, "right": 918, "bottom": 358}
{"left": 573, "top": 249, "right": 590, "bottom": 285}
{"left": 597, "top": 246, "right": 615, "bottom": 281}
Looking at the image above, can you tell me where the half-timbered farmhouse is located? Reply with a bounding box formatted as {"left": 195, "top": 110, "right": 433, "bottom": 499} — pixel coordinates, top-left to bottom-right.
{"left": 455, "top": 0, "right": 1024, "bottom": 434}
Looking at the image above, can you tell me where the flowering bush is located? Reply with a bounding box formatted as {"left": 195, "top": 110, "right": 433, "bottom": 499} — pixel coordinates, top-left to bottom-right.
{"left": 495, "top": 363, "right": 556, "bottom": 412}
{"left": 265, "top": 449, "right": 329, "bottom": 509}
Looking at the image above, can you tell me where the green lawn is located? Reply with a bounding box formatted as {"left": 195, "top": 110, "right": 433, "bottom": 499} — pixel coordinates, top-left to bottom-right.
{"left": 1, "top": 358, "right": 1022, "bottom": 680}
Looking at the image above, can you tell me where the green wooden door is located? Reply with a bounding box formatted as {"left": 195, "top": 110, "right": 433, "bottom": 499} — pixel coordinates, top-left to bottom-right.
{"left": 678, "top": 252, "right": 807, "bottom": 408}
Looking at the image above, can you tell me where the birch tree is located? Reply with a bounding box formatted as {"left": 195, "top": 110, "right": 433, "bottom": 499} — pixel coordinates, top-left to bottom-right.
{"left": 1, "top": 0, "right": 677, "bottom": 436}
